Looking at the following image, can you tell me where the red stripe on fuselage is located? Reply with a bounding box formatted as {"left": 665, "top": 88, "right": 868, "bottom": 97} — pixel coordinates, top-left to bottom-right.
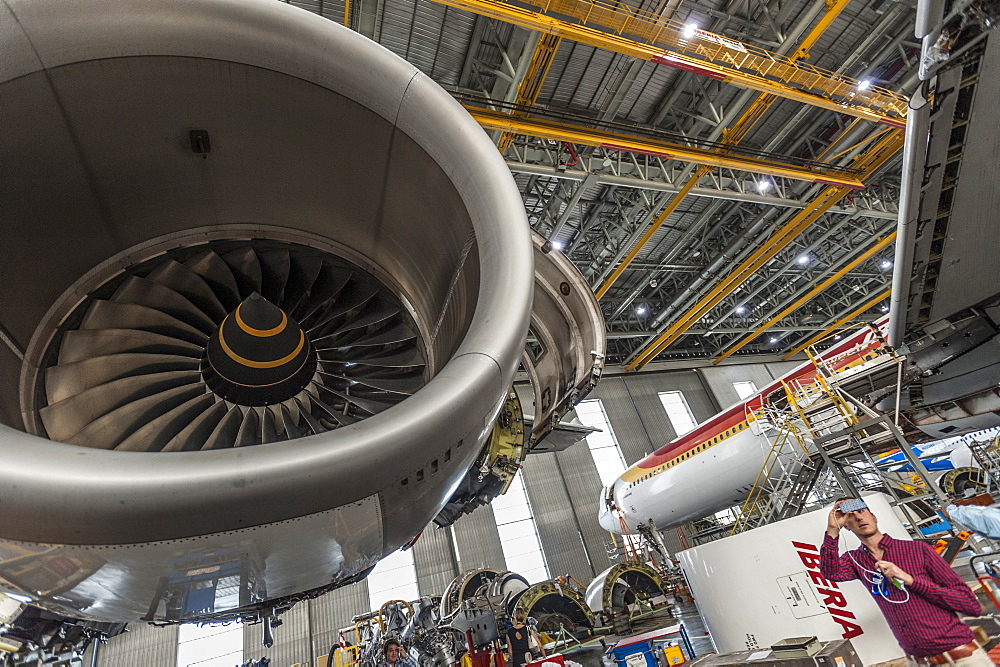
{"left": 631, "top": 317, "right": 888, "bottom": 471}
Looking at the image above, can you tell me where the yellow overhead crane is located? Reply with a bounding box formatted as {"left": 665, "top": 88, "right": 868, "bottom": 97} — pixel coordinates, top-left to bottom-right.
{"left": 435, "top": 0, "right": 905, "bottom": 367}
{"left": 429, "top": 0, "right": 908, "bottom": 124}
{"left": 591, "top": 0, "right": 859, "bottom": 300}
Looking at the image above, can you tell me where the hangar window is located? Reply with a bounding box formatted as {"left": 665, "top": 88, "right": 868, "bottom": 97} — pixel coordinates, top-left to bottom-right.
{"left": 492, "top": 472, "right": 549, "bottom": 583}
{"left": 576, "top": 399, "right": 628, "bottom": 487}
{"left": 733, "top": 381, "right": 758, "bottom": 400}
{"left": 366, "top": 547, "right": 419, "bottom": 611}
{"left": 657, "top": 391, "right": 697, "bottom": 436}
{"left": 176, "top": 620, "right": 244, "bottom": 667}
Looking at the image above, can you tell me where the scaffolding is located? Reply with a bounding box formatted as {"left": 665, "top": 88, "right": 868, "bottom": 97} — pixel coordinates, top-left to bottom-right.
{"left": 729, "top": 344, "right": 951, "bottom": 537}
{"left": 968, "top": 435, "right": 1000, "bottom": 496}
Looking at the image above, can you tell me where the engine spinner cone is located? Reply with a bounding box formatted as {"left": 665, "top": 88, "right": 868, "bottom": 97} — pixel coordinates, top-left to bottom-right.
{"left": 204, "top": 293, "right": 315, "bottom": 406}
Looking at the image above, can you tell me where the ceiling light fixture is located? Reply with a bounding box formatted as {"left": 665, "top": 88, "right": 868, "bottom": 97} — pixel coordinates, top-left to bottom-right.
{"left": 757, "top": 179, "right": 771, "bottom": 193}
{"left": 636, "top": 305, "right": 647, "bottom": 315}
{"left": 683, "top": 23, "right": 698, "bottom": 38}
{"left": 857, "top": 79, "right": 872, "bottom": 91}
{"left": 797, "top": 255, "right": 809, "bottom": 265}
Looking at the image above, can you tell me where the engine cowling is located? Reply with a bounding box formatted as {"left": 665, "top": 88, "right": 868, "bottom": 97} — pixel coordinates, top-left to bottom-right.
{"left": 0, "top": 0, "right": 531, "bottom": 623}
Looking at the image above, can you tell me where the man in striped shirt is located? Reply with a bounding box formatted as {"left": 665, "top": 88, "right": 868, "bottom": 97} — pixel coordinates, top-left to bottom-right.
{"left": 821, "top": 498, "right": 989, "bottom": 666}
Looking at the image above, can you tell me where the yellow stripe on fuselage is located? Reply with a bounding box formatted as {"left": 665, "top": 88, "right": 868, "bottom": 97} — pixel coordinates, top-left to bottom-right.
{"left": 619, "top": 417, "right": 752, "bottom": 484}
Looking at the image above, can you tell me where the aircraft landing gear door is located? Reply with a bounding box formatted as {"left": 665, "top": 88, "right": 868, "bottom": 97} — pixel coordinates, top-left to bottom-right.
{"left": 776, "top": 573, "right": 826, "bottom": 620}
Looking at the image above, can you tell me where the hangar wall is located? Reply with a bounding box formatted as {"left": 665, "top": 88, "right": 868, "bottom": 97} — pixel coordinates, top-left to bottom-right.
{"left": 93, "top": 623, "right": 178, "bottom": 666}
{"left": 95, "top": 359, "right": 794, "bottom": 666}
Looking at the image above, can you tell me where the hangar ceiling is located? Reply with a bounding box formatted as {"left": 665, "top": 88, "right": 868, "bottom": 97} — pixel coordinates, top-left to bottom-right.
{"left": 290, "top": 0, "right": 921, "bottom": 366}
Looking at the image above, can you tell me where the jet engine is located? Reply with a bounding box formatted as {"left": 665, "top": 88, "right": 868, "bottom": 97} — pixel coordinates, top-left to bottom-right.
{"left": 0, "top": 0, "right": 532, "bottom": 627}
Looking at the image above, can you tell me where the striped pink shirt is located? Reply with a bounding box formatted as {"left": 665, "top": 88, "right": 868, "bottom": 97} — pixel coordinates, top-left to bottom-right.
{"left": 820, "top": 533, "right": 979, "bottom": 657}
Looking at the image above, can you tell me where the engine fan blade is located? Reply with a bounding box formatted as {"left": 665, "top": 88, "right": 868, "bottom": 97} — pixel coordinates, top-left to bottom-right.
{"left": 279, "top": 402, "right": 304, "bottom": 439}
{"left": 57, "top": 329, "right": 203, "bottom": 365}
{"left": 296, "top": 265, "right": 354, "bottom": 325}
{"left": 282, "top": 255, "right": 325, "bottom": 315}
{"left": 116, "top": 392, "right": 218, "bottom": 452}
{"left": 305, "top": 281, "right": 379, "bottom": 333}
{"left": 40, "top": 370, "right": 202, "bottom": 442}
{"left": 261, "top": 406, "right": 282, "bottom": 443}
{"left": 184, "top": 250, "right": 242, "bottom": 310}
{"left": 313, "top": 299, "right": 400, "bottom": 339}
{"left": 80, "top": 301, "right": 208, "bottom": 346}
{"left": 145, "top": 259, "right": 228, "bottom": 322}
{"left": 111, "top": 276, "right": 216, "bottom": 334}
{"left": 45, "top": 354, "right": 200, "bottom": 404}
{"left": 258, "top": 250, "right": 291, "bottom": 305}
{"left": 317, "top": 346, "right": 425, "bottom": 368}
{"left": 316, "top": 320, "right": 416, "bottom": 348}
{"left": 293, "top": 396, "right": 326, "bottom": 435}
{"left": 235, "top": 408, "right": 261, "bottom": 447}
{"left": 309, "top": 393, "right": 361, "bottom": 426}
{"left": 201, "top": 406, "right": 246, "bottom": 450}
{"left": 316, "top": 371, "right": 419, "bottom": 396}
{"left": 65, "top": 384, "right": 207, "bottom": 449}
{"left": 161, "top": 400, "right": 231, "bottom": 452}
{"left": 315, "top": 385, "right": 395, "bottom": 416}
{"left": 220, "top": 247, "right": 263, "bottom": 298}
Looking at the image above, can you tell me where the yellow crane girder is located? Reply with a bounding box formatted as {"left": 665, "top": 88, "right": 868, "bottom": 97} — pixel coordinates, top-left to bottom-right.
{"left": 496, "top": 33, "right": 563, "bottom": 153}
{"left": 468, "top": 108, "right": 866, "bottom": 187}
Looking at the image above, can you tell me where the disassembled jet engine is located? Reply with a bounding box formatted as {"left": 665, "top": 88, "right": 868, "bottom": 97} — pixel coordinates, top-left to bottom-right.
{"left": 348, "top": 568, "right": 596, "bottom": 667}
{"left": 584, "top": 562, "right": 672, "bottom": 633}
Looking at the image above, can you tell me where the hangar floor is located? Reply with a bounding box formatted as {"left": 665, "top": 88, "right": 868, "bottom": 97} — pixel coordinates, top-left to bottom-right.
{"left": 556, "top": 600, "right": 714, "bottom": 667}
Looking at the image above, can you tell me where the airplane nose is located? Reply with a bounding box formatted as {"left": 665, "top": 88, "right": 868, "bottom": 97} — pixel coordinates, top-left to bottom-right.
{"left": 598, "top": 485, "right": 620, "bottom": 532}
{"left": 598, "top": 507, "right": 619, "bottom": 533}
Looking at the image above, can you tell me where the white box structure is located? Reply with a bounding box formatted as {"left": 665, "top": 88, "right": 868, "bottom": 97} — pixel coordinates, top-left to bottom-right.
{"left": 678, "top": 493, "right": 909, "bottom": 665}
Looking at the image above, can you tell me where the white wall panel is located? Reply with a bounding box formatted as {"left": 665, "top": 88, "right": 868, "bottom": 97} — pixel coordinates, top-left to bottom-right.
{"left": 310, "top": 580, "right": 371, "bottom": 657}
{"left": 244, "top": 602, "right": 311, "bottom": 666}
{"left": 412, "top": 524, "right": 460, "bottom": 596}
{"left": 522, "top": 453, "right": 593, "bottom": 581}
{"left": 700, "top": 363, "right": 775, "bottom": 410}
{"left": 97, "top": 622, "right": 178, "bottom": 667}
{"left": 451, "top": 503, "right": 507, "bottom": 572}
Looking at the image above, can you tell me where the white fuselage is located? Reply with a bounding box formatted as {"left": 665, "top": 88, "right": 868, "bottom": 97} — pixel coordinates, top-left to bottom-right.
{"left": 598, "top": 318, "right": 892, "bottom": 534}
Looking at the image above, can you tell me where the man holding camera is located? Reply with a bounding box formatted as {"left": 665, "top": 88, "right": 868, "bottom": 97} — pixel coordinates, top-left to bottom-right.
{"left": 821, "top": 498, "right": 988, "bottom": 665}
